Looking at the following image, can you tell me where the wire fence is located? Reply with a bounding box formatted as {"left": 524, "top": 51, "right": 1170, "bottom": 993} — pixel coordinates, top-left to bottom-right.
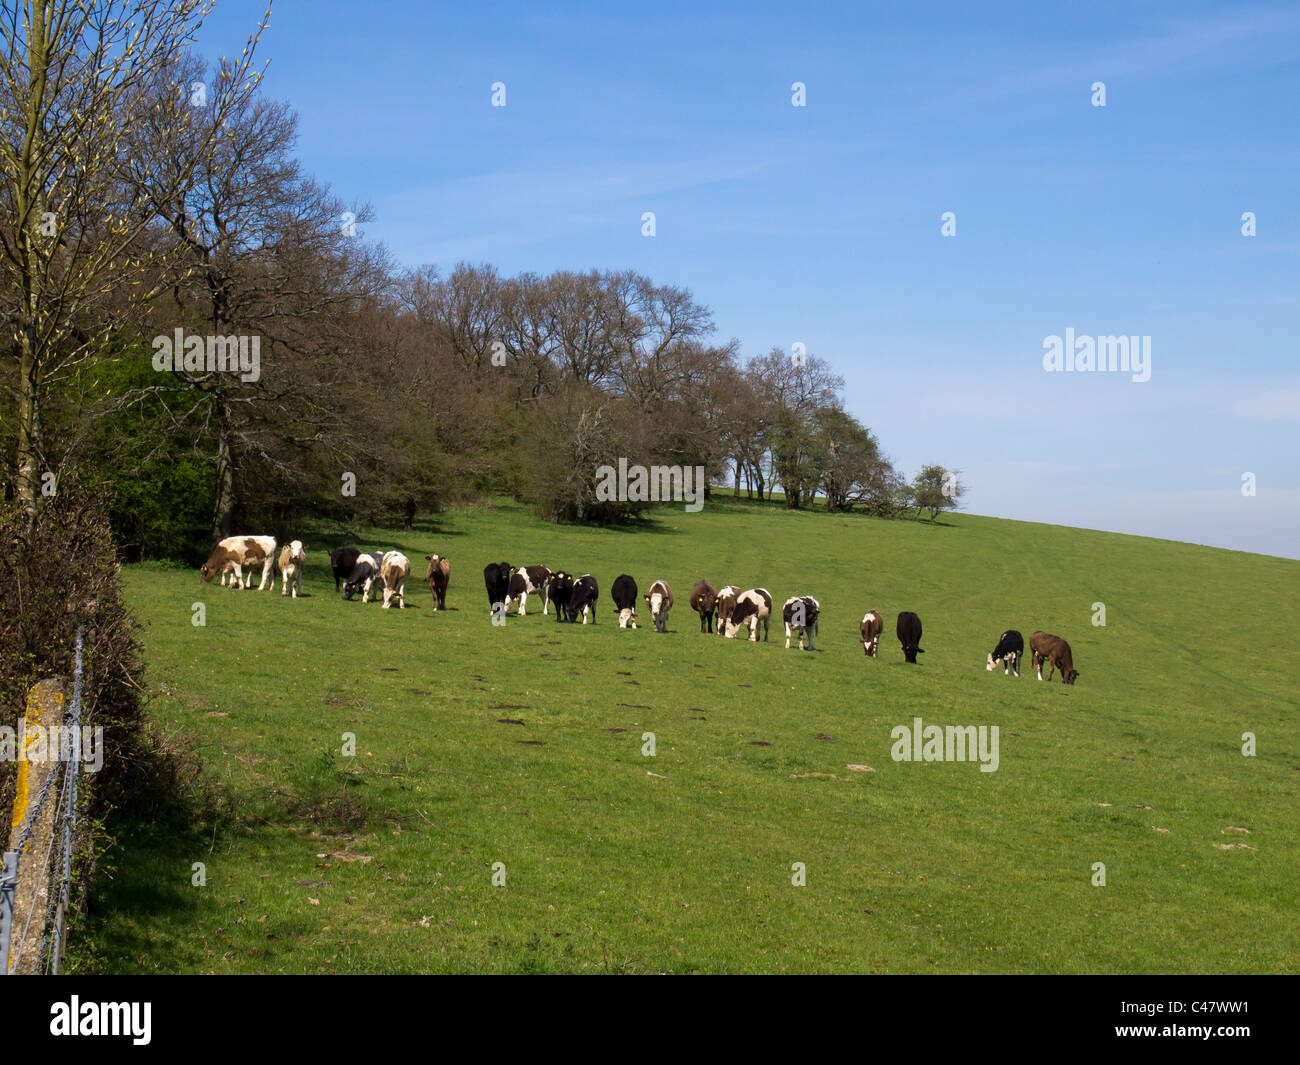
{"left": 1, "top": 626, "right": 85, "bottom": 975}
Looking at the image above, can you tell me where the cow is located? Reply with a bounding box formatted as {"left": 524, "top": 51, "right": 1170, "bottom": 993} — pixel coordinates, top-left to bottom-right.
{"left": 783, "top": 595, "right": 820, "bottom": 650}
{"left": 424, "top": 554, "right": 450, "bottom": 610}
{"left": 565, "top": 574, "right": 599, "bottom": 624}
{"left": 645, "top": 580, "right": 674, "bottom": 633}
{"left": 483, "top": 562, "right": 513, "bottom": 620}
{"left": 505, "top": 565, "right": 552, "bottom": 616}
{"left": 611, "top": 574, "right": 639, "bottom": 628}
{"left": 1030, "top": 631, "right": 1079, "bottom": 684}
{"left": 200, "top": 536, "right": 276, "bottom": 590}
{"left": 548, "top": 571, "right": 574, "bottom": 624}
{"left": 330, "top": 548, "right": 361, "bottom": 593}
{"left": 986, "top": 630, "right": 1024, "bottom": 677}
{"left": 342, "top": 552, "right": 384, "bottom": 602}
{"left": 724, "top": 588, "right": 772, "bottom": 642}
{"left": 714, "top": 585, "right": 741, "bottom": 638}
{"left": 277, "top": 540, "right": 307, "bottom": 598}
{"left": 690, "top": 580, "right": 718, "bottom": 633}
{"left": 860, "top": 610, "right": 884, "bottom": 657}
{"left": 897, "top": 611, "right": 924, "bottom": 663}
{"left": 381, "top": 551, "right": 411, "bottom": 609}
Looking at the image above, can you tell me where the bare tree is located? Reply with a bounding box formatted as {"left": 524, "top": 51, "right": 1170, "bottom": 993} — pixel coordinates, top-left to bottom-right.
{"left": 0, "top": 0, "right": 268, "bottom": 523}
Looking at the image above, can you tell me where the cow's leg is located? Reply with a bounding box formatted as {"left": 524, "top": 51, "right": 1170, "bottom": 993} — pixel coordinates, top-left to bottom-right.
{"left": 258, "top": 557, "right": 271, "bottom": 590}
{"left": 785, "top": 623, "right": 792, "bottom": 649}
{"left": 518, "top": 590, "right": 528, "bottom": 616}
{"left": 398, "top": 579, "right": 406, "bottom": 608}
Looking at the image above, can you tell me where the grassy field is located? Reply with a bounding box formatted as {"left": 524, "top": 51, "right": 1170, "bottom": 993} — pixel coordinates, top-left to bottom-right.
{"left": 73, "top": 496, "right": 1300, "bottom": 973}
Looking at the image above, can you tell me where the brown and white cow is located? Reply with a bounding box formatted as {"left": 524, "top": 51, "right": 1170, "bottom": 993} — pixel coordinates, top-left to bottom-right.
{"left": 690, "top": 580, "right": 718, "bottom": 633}
{"left": 277, "top": 540, "right": 307, "bottom": 598}
{"left": 424, "top": 554, "right": 450, "bottom": 610}
{"left": 714, "top": 585, "right": 741, "bottom": 638}
{"left": 645, "top": 580, "right": 674, "bottom": 633}
{"left": 200, "top": 536, "right": 276, "bottom": 590}
{"left": 1030, "top": 631, "right": 1079, "bottom": 684}
{"left": 724, "top": 588, "right": 772, "bottom": 642}
{"left": 860, "top": 610, "right": 884, "bottom": 657}
{"left": 505, "top": 565, "right": 551, "bottom": 616}
{"left": 381, "top": 551, "right": 411, "bottom": 610}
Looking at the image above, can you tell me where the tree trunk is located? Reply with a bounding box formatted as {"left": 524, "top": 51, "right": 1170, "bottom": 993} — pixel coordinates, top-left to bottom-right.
{"left": 15, "top": 341, "right": 43, "bottom": 528}
{"left": 211, "top": 407, "right": 235, "bottom": 541}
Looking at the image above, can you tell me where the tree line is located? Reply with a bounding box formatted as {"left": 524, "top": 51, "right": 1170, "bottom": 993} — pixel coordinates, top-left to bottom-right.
{"left": 0, "top": 2, "right": 964, "bottom": 564}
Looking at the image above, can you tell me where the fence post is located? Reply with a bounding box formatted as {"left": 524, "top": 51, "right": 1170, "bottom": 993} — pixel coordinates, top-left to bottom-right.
{"left": 5, "top": 679, "right": 65, "bottom": 974}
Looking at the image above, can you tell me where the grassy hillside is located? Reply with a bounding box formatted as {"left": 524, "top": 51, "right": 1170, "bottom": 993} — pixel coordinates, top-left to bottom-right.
{"left": 74, "top": 497, "right": 1300, "bottom": 973}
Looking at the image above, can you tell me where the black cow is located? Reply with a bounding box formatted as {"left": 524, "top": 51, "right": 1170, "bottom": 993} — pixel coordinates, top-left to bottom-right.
{"left": 986, "top": 630, "right": 1023, "bottom": 677}
{"left": 611, "top": 574, "right": 638, "bottom": 628}
{"left": 548, "top": 571, "right": 574, "bottom": 623}
{"left": 896, "top": 611, "right": 924, "bottom": 663}
{"left": 342, "top": 552, "right": 383, "bottom": 602}
{"left": 330, "top": 548, "right": 361, "bottom": 592}
{"left": 565, "top": 574, "right": 599, "bottom": 624}
{"left": 483, "top": 562, "right": 513, "bottom": 618}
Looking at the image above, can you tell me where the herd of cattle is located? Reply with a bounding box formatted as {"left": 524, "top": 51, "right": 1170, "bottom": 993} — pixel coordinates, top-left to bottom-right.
{"left": 199, "top": 535, "right": 1080, "bottom": 683}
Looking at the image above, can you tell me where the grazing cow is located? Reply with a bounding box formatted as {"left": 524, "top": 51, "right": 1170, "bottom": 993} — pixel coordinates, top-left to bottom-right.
{"left": 483, "top": 562, "right": 513, "bottom": 618}
{"left": 645, "top": 580, "right": 674, "bottom": 633}
{"left": 896, "top": 611, "right": 924, "bottom": 663}
{"left": 505, "top": 565, "right": 552, "bottom": 616}
{"left": 782, "top": 595, "right": 820, "bottom": 650}
{"left": 330, "top": 548, "right": 361, "bottom": 593}
{"left": 381, "top": 551, "right": 411, "bottom": 609}
{"left": 690, "top": 580, "right": 718, "bottom": 633}
{"left": 611, "top": 574, "right": 639, "bottom": 628}
{"left": 423, "top": 554, "right": 450, "bottom": 610}
{"left": 860, "top": 610, "right": 884, "bottom": 657}
{"left": 548, "top": 571, "right": 574, "bottom": 624}
{"left": 724, "top": 588, "right": 772, "bottom": 642}
{"left": 342, "top": 552, "right": 384, "bottom": 602}
{"left": 200, "top": 536, "right": 276, "bottom": 590}
{"left": 986, "top": 630, "right": 1024, "bottom": 677}
{"left": 277, "top": 540, "right": 307, "bottom": 598}
{"left": 1030, "top": 631, "right": 1079, "bottom": 684}
{"left": 565, "top": 574, "right": 599, "bottom": 624}
{"left": 714, "top": 585, "right": 742, "bottom": 638}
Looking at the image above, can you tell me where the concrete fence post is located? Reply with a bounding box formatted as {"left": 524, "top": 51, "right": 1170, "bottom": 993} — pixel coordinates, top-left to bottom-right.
{"left": 5, "top": 679, "right": 66, "bottom": 974}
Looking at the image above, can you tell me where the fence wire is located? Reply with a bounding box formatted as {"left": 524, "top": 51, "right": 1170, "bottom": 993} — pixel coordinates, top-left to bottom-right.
{"left": 2, "top": 626, "right": 84, "bottom": 975}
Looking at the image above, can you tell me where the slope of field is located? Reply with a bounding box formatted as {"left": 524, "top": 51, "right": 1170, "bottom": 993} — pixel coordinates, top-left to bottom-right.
{"left": 75, "top": 498, "right": 1300, "bottom": 973}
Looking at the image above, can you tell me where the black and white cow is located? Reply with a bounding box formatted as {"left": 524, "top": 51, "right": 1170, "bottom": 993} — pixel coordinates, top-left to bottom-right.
{"left": 506, "top": 564, "right": 551, "bottom": 616}
{"left": 548, "top": 571, "right": 574, "bottom": 624}
{"left": 330, "top": 548, "right": 361, "bottom": 593}
{"left": 986, "top": 630, "right": 1024, "bottom": 677}
{"left": 724, "top": 588, "right": 772, "bottom": 642}
{"left": 565, "top": 574, "right": 599, "bottom": 624}
{"left": 782, "top": 595, "right": 820, "bottom": 650}
{"left": 483, "top": 562, "right": 513, "bottom": 619}
{"left": 896, "top": 611, "right": 924, "bottom": 663}
{"left": 342, "top": 552, "right": 384, "bottom": 602}
{"left": 611, "top": 574, "right": 638, "bottom": 628}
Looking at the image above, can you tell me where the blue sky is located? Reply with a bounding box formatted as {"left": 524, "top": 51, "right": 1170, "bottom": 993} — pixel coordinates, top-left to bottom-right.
{"left": 197, "top": 1, "right": 1299, "bottom": 557}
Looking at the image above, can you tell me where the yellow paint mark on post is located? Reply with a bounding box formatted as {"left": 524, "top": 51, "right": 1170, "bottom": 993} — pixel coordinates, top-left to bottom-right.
{"left": 9, "top": 681, "right": 63, "bottom": 838}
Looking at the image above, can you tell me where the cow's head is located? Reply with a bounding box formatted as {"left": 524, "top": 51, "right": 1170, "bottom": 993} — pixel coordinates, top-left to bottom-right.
{"left": 985, "top": 653, "right": 997, "bottom": 672}
{"left": 618, "top": 607, "right": 636, "bottom": 629}
{"left": 1063, "top": 668, "right": 1079, "bottom": 685}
